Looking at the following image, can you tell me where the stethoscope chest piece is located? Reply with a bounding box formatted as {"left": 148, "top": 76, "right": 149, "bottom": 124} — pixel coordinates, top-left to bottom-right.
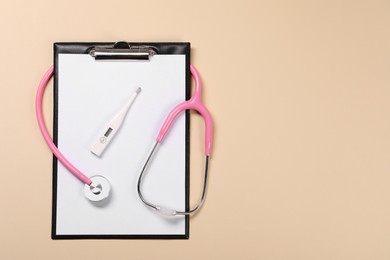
{"left": 84, "top": 175, "right": 111, "bottom": 202}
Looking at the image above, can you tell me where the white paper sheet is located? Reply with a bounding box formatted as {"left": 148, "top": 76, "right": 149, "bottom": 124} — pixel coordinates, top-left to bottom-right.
{"left": 56, "top": 54, "right": 186, "bottom": 235}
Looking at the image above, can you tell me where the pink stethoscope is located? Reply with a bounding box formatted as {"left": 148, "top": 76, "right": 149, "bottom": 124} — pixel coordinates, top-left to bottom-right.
{"left": 36, "top": 64, "right": 213, "bottom": 216}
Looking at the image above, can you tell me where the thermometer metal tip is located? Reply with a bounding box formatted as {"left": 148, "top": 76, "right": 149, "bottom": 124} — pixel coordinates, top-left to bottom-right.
{"left": 91, "top": 87, "right": 141, "bottom": 157}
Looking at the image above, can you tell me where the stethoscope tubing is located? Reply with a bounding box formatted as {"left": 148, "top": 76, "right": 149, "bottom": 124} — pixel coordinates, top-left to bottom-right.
{"left": 35, "top": 66, "right": 92, "bottom": 185}
{"left": 157, "top": 65, "right": 213, "bottom": 155}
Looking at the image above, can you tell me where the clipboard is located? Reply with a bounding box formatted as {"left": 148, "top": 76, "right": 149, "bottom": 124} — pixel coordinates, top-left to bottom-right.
{"left": 52, "top": 42, "right": 190, "bottom": 239}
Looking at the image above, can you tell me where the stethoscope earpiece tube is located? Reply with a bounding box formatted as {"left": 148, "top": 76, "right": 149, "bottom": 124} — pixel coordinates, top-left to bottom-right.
{"left": 137, "top": 64, "right": 213, "bottom": 216}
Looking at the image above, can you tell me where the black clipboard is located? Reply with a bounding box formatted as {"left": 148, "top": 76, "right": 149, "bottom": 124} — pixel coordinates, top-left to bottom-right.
{"left": 52, "top": 42, "right": 190, "bottom": 239}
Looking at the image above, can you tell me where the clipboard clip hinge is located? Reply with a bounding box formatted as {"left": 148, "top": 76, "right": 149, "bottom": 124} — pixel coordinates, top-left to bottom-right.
{"left": 89, "top": 41, "right": 156, "bottom": 61}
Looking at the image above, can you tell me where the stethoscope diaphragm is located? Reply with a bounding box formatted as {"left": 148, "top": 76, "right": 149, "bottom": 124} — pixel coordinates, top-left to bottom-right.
{"left": 84, "top": 175, "right": 111, "bottom": 202}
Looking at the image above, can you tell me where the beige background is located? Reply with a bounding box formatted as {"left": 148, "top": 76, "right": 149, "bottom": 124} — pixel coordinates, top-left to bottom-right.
{"left": 0, "top": 0, "right": 389, "bottom": 259}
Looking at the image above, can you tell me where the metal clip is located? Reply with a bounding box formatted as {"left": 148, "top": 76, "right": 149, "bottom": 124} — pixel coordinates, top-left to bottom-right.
{"left": 89, "top": 41, "right": 156, "bottom": 60}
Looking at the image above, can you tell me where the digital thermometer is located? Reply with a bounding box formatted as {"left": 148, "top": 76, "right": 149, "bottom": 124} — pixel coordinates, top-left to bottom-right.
{"left": 91, "top": 87, "right": 141, "bottom": 157}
